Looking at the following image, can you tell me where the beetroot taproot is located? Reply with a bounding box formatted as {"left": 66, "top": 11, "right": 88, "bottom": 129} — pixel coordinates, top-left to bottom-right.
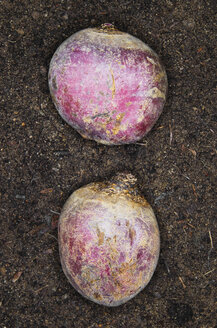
{"left": 49, "top": 24, "right": 167, "bottom": 145}
{"left": 58, "top": 173, "right": 160, "bottom": 306}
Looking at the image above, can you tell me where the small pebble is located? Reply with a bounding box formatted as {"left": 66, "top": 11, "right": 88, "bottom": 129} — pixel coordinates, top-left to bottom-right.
{"left": 44, "top": 214, "right": 52, "bottom": 225}
{"left": 183, "top": 18, "right": 195, "bottom": 29}
{"left": 54, "top": 151, "right": 70, "bottom": 156}
{"left": 62, "top": 13, "right": 68, "bottom": 20}
{"left": 40, "top": 66, "right": 47, "bottom": 76}
{"left": 52, "top": 167, "right": 59, "bottom": 172}
{"left": 43, "top": 248, "right": 53, "bottom": 254}
{"left": 40, "top": 100, "right": 48, "bottom": 109}
{"left": 15, "top": 194, "right": 26, "bottom": 200}
{"left": 32, "top": 11, "right": 40, "bottom": 20}
{"left": 16, "top": 29, "right": 24, "bottom": 35}
{"left": 153, "top": 291, "right": 162, "bottom": 299}
{"left": 166, "top": 0, "right": 173, "bottom": 8}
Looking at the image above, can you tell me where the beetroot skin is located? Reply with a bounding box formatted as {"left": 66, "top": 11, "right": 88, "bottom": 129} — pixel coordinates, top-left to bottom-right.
{"left": 58, "top": 173, "right": 160, "bottom": 306}
{"left": 49, "top": 24, "right": 167, "bottom": 145}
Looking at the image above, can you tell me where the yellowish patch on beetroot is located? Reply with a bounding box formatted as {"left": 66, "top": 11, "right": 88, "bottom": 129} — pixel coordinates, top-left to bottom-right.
{"left": 97, "top": 228, "right": 105, "bottom": 246}
{"left": 110, "top": 68, "right": 116, "bottom": 99}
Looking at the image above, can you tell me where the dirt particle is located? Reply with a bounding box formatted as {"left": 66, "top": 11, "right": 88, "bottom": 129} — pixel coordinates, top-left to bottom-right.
{"left": 31, "top": 11, "right": 40, "bottom": 20}
{"left": 183, "top": 18, "right": 195, "bottom": 29}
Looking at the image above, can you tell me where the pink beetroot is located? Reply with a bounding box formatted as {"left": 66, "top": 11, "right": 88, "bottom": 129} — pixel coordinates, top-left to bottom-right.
{"left": 49, "top": 24, "right": 167, "bottom": 145}
{"left": 58, "top": 173, "right": 160, "bottom": 306}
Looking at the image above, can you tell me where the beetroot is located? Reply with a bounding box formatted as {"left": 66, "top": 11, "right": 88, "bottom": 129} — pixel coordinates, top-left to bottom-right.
{"left": 58, "top": 173, "right": 160, "bottom": 306}
{"left": 49, "top": 24, "right": 167, "bottom": 145}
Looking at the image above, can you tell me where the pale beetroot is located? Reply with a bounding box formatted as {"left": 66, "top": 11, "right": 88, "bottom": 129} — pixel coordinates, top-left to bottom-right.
{"left": 58, "top": 173, "right": 160, "bottom": 306}
{"left": 49, "top": 24, "right": 167, "bottom": 145}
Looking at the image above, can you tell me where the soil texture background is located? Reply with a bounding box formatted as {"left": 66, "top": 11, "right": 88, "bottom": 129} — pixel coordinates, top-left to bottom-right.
{"left": 0, "top": 0, "right": 216, "bottom": 327}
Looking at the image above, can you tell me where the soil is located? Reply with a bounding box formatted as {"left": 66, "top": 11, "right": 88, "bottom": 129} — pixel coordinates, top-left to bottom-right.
{"left": 0, "top": 0, "right": 216, "bottom": 327}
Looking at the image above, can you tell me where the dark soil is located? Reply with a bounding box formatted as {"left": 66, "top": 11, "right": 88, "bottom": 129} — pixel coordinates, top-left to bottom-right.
{"left": 0, "top": 1, "right": 216, "bottom": 327}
